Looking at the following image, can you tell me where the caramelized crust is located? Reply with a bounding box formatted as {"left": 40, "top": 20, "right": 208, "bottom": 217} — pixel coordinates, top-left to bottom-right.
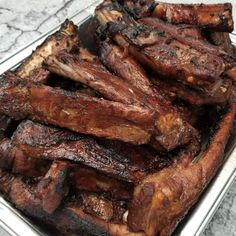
{"left": 128, "top": 104, "right": 236, "bottom": 236}
{"left": 0, "top": 77, "right": 155, "bottom": 144}
{"left": 123, "top": 0, "right": 234, "bottom": 32}
{"left": 95, "top": 1, "right": 226, "bottom": 92}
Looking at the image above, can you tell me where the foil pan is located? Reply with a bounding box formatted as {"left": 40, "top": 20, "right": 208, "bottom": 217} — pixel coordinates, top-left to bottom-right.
{"left": 0, "top": 0, "right": 236, "bottom": 235}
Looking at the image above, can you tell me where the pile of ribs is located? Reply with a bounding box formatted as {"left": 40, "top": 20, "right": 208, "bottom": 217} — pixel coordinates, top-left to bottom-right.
{"left": 0, "top": 1, "right": 235, "bottom": 235}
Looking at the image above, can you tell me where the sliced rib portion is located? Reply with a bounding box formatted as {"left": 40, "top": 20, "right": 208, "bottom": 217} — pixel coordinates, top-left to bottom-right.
{"left": 99, "top": 40, "right": 152, "bottom": 94}
{"left": 95, "top": 1, "right": 226, "bottom": 92}
{"left": 7, "top": 175, "right": 142, "bottom": 236}
{"left": 45, "top": 45, "right": 198, "bottom": 151}
{"left": 71, "top": 166, "right": 133, "bottom": 200}
{"left": 16, "top": 20, "right": 79, "bottom": 80}
{"left": 0, "top": 160, "right": 69, "bottom": 214}
{"left": 139, "top": 17, "right": 233, "bottom": 62}
{"left": 0, "top": 137, "right": 49, "bottom": 177}
{"left": 0, "top": 77, "right": 154, "bottom": 144}
{"left": 36, "top": 160, "right": 70, "bottom": 214}
{"left": 123, "top": 0, "right": 234, "bottom": 32}
{"left": 151, "top": 76, "right": 232, "bottom": 106}
{"left": 127, "top": 104, "right": 236, "bottom": 236}
{"left": 12, "top": 120, "right": 168, "bottom": 182}
{"left": 45, "top": 51, "right": 147, "bottom": 106}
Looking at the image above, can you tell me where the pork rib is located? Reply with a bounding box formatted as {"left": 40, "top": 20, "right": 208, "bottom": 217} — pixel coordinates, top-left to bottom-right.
{"left": 99, "top": 40, "right": 152, "bottom": 94}
{"left": 45, "top": 51, "right": 148, "bottom": 106}
{"left": 7, "top": 176, "right": 142, "bottom": 236}
{"left": 95, "top": 1, "right": 226, "bottom": 92}
{"left": 71, "top": 166, "right": 133, "bottom": 200}
{"left": 123, "top": 0, "right": 234, "bottom": 32}
{"left": 127, "top": 104, "right": 236, "bottom": 236}
{"left": 139, "top": 17, "right": 234, "bottom": 62}
{"left": 36, "top": 160, "right": 70, "bottom": 214}
{"left": 45, "top": 46, "right": 198, "bottom": 151}
{"left": 12, "top": 120, "right": 169, "bottom": 182}
{"left": 0, "top": 77, "right": 155, "bottom": 144}
{"left": 15, "top": 20, "right": 79, "bottom": 81}
{"left": 151, "top": 76, "right": 232, "bottom": 106}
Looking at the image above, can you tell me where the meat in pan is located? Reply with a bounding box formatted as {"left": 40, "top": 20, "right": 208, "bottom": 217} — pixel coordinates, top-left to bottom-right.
{"left": 0, "top": 103, "right": 234, "bottom": 236}
{"left": 122, "top": 0, "right": 234, "bottom": 32}
{"left": 128, "top": 104, "right": 236, "bottom": 236}
{"left": 139, "top": 17, "right": 234, "bottom": 63}
{"left": 0, "top": 2, "right": 235, "bottom": 235}
{"left": 15, "top": 20, "right": 80, "bottom": 81}
{"left": 12, "top": 120, "right": 170, "bottom": 182}
{"left": 95, "top": 1, "right": 227, "bottom": 93}
{"left": 0, "top": 77, "right": 155, "bottom": 145}
{"left": 71, "top": 166, "right": 133, "bottom": 200}
{"left": 45, "top": 44, "right": 198, "bottom": 151}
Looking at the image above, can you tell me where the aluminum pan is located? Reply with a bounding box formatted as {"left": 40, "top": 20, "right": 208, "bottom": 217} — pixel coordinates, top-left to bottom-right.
{"left": 0, "top": 1, "right": 236, "bottom": 235}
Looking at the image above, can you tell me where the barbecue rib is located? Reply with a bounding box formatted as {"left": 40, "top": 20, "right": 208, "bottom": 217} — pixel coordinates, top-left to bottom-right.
{"left": 15, "top": 20, "right": 79, "bottom": 81}
{"left": 45, "top": 51, "right": 149, "bottom": 106}
{"left": 127, "top": 104, "right": 236, "bottom": 236}
{"left": 7, "top": 175, "right": 140, "bottom": 236}
{"left": 45, "top": 45, "right": 198, "bottom": 151}
{"left": 0, "top": 137, "right": 49, "bottom": 177}
{"left": 71, "top": 166, "right": 133, "bottom": 200}
{"left": 12, "top": 120, "right": 169, "bottom": 182}
{"left": 151, "top": 76, "right": 232, "bottom": 106}
{"left": 122, "top": 0, "right": 234, "bottom": 32}
{"left": 95, "top": 1, "right": 226, "bottom": 92}
{"left": 139, "top": 17, "right": 234, "bottom": 62}
{"left": 0, "top": 77, "right": 155, "bottom": 144}
{"left": 36, "top": 160, "right": 70, "bottom": 214}
{"left": 99, "top": 40, "right": 152, "bottom": 94}
{"left": 1, "top": 100, "right": 234, "bottom": 236}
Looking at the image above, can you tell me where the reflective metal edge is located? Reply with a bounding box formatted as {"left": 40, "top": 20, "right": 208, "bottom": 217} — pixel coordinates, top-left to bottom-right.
{"left": 0, "top": 1, "right": 235, "bottom": 235}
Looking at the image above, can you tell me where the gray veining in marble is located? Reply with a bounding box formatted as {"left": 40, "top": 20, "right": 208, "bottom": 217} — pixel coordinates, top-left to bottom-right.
{"left": 0, "top": 0, "right": 236, "bottom": 235}
{"left": 0, "top": 0, "right": 94, "bottom": 60}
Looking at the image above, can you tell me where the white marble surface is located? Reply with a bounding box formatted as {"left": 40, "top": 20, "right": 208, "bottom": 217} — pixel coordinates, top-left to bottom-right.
{"left": 0, "top": 0, "right": 236, "bottom": 235}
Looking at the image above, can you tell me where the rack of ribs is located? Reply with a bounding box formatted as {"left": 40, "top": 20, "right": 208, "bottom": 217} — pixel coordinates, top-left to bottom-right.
{"left": 11, "top": 120, "right": 170, "bottom": 183}
{"left": 122, "top": 0, "right": 234, "bottom": 32}
{"left": 0, "top": 76, "right": 155, "bottom": 144}
{"left": 95, "top": 1, "right": 230, "bottom": 93}
{"left": 0, "top": 2, "right": 235, "bottom": 235}
{"left": 44, "top": 43, "right": 198, "bottom": 151}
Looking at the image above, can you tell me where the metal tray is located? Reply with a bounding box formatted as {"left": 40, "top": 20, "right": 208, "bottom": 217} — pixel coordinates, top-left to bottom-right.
{"left": 0, "top": 1, "right": 236, "bottom": 235}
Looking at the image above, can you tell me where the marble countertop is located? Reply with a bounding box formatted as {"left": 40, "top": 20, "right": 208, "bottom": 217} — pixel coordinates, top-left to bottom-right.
{"left": 0, "top": 0, "right": 236, "bottom": 235}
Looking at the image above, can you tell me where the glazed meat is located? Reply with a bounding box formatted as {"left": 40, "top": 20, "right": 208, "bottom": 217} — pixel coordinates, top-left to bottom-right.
{"left": 12, "top": 120, "right": 169, "bottom": 182}
{"left": 71, "top": 166, "right": 133, "bottom": 200}
{"left": 7, "top": 176, "right": 137, "bottom": 236}
{"left": 99, "top": 40, "right": 152, "bottom": 94}
{"left": 45, "top": 47, "right": 198, "bottom": 151}
{"left": 128, "top": 104, "right": 236, "bottom": 236}
{"left": 206, "top": 31, "right": 236, "bottom": 57}
{"left": 45, "top": 50, "right": 148, "bottom": 106}
{"left": 95, "top": 1, "right": 226, "bottom": 92}
{"left": 151, "top": 76, "right": 232, "bottom": 106}
{"left": 0, "top": 2, "right": 235, "bottom": 236}
{"left": 36, "top": 160, "right": 70, "bottom": 214}
{"left": 123, "top": 0, "right": 234, "bottom": 32}
{"left": 0, "top": 161, "right": 69, "bottom": 214}
{"left": 139, "top": 17, "right": 234, "bottom": 62}
{"left": 15, "top": 20, "right": 79, "bottom": 81}
{"left": 0, "top": 137, "right": 49, "bottom": 177}
{"left": 0, "top": 77, "right": 155, "bottom": 144}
